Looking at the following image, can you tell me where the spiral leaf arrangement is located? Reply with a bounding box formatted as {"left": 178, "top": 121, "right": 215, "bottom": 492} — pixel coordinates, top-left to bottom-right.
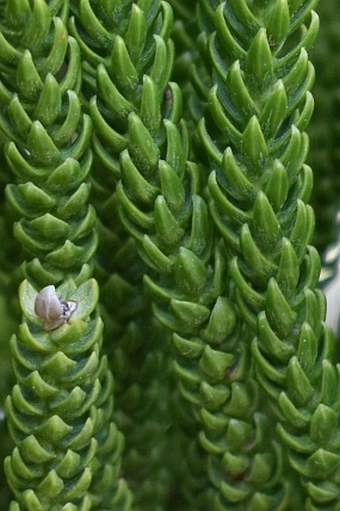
{"left": 71, "top": 1, "right": 215, "bottom": 508}
{"left": 1, "top": 1, "right": 339, "bottom": 510}
{"left": 116, "top": 97, "right": 292, "bottom": 508}
{"left": 0, "top": 1, "right": 96, "bottom": 290}
{"left": 5, "top": 279, "right": 130, "bottom": 511}
{"left": 69, "top": 2, "right": 178, "bottom": 509}
{"left": 68, "top": 1, "right": 307, "bottom": 509}
{"left": 196, "top": 1, "right": 340, "bottom": 509}
{"left": 0, "top": 1, "right": 132, "bottom": 509}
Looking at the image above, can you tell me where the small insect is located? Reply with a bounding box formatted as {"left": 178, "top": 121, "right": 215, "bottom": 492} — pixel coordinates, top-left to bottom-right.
{"left": 34, "top": 285, "right": 77, "bottom": 331}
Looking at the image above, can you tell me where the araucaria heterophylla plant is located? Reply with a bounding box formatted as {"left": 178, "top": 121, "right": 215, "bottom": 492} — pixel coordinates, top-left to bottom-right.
{"left": 0, "top": 1, "right": 340, "bottom": 510}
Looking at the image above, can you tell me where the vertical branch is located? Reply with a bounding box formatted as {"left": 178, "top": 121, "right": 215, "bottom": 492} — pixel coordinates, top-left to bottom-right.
{"left": 72, "top": 1, "right": 299, "bottom": 510}
{"left": 198, "top": 1, "right": 340, "bottom": 509}
{"left": 0, "top": 1, "right": 133, "bottom": 509}
{"left": 70, "top": 2, "right": 178, "bottom": 509}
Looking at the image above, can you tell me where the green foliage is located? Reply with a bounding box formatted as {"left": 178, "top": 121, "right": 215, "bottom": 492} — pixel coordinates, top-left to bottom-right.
{"left": 5, "top": 279, "right": 131, "bottom": 511}
{"left": 196, "top": 1, "right": 340, "bottom": 509}
{"left": 0, "top": 1, "right": 340, "bottom": 510}
{"left": 0, "top": 2, "right": 131, "bottom": 509}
